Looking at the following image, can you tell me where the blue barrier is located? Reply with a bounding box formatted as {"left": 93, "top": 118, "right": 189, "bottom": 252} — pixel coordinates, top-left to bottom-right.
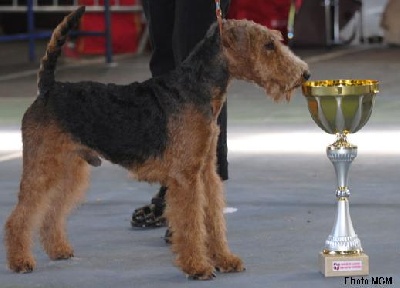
{"left": 0, "top": 0, "right": 117, "bottom": 63}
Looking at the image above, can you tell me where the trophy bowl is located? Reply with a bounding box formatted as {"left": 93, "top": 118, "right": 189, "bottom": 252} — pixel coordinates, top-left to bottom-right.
{"left": 301, "top": 79, "right": 379, "bottom": 277}
{"left": 302, "top": 79, "right": 379, "bottom": 135}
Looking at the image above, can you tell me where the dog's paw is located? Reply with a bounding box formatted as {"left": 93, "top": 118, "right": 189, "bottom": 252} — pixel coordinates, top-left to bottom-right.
{"left": 8, "top": 256, "right": 36, "bottom": 274}
{"left": 47, "top": 245, "right": 74, "bottom": 260}
{"left": 215, "top": 254, "right": 245, "bottom": 273}
{"left": 181, "top": 262, "right": 216, "bottom": 280}
{"left": 50, "top": 250, "right": 74, "bottom": 261}
{"left": 187, "top": 270, "right": 216, "bottom": 280}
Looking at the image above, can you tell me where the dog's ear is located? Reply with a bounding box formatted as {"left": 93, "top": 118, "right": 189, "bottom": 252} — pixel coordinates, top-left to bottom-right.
{"left": 270, "top": 29, "right": 283, "bottom": 41}
{"left": 222, "top": 23, "right": 250, "bottom": 53}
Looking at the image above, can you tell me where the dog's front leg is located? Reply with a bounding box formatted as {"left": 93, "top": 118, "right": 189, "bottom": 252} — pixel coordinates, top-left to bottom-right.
{"left": 202, "top": 126, "right": 245, "bottom": 274}
{"left": 165, "top": 172, "right": 215, "bottom": 280}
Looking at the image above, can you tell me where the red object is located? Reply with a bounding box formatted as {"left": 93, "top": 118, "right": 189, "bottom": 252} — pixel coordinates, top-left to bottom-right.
{"left": 76, "top": 0, "right": 143, "bottom": 55}
{"left": 227, "top": 0, "right": 292, "bottom": 43}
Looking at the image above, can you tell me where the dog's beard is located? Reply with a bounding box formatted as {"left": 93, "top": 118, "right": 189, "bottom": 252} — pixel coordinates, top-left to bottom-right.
{"left": 284, "top": 80, "right": 304, "bottom": 101}
{"left": 264, "top": 81, "right": 294, "bottom": 102}
{"left": 264, "top": 76, "right": 305, "bottom": 102}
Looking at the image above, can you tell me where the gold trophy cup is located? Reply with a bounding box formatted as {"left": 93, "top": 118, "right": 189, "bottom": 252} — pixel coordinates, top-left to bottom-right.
{"left": 302, "top": 79, "right": 379, "bottom": 277}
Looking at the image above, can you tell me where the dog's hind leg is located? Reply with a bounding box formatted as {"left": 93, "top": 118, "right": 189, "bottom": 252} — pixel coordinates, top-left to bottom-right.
{"left": 39, "top": 153, "right": 90, "bottom": 260}
{"left": 202, "top": 123, "right": 245, "bottom": 273}
{"left": 4, "top": 124, "right": 81, "bottom": 273}
{"left": 4, "top": 148, "right": 57, "bottom": 272}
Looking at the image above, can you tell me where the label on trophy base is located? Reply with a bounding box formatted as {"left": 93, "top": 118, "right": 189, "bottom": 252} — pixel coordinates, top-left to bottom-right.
{"left": 319, "top": 252, "right": 369, "bottom": 277}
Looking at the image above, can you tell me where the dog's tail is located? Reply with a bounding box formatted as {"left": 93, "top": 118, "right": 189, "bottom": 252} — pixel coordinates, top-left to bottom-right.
{"left": 37, "top": 6, "right": 85, "bottom": 96}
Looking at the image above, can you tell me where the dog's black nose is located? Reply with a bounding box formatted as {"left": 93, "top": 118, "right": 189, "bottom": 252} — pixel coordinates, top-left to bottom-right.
{"left": 302, "top": 71, "right": 311, "bottom": 80}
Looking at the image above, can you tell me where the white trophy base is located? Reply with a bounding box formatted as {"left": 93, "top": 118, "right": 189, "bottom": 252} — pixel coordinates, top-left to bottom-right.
{"left": 318, "top": 252, "right": 369, "bottom": 277}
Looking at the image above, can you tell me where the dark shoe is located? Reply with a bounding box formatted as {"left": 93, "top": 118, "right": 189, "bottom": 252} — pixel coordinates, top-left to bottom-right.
{"left": 131, "top": 187, "right": 167, "bottom": 228}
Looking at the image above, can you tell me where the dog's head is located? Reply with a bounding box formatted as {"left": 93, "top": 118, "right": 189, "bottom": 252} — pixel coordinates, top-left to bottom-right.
{"left": 221, "top": 20, "right": 310, "bottom": 101}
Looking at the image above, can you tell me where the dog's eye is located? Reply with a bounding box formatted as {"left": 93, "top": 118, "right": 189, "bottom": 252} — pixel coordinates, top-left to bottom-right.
{"left": 264, "top": 41, "right": 275, "bottom": 51}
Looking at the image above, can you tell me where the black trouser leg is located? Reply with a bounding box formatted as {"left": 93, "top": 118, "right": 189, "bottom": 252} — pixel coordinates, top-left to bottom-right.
{"left": 142, "top": 0, "right": 176, "bottom": 76}
{"left": 217, "top": 103, "right": 228, "bottom": 180}
{"left": 173, "top": 0, "right": 230, "bottom": 180}
{"left": 140, "top": 0, "right": 230, "bottom": 201}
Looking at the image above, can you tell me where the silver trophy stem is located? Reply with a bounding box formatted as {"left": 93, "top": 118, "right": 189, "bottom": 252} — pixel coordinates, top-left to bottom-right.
{"left": 324, "top": 133, "right": 363, "bottom": 254}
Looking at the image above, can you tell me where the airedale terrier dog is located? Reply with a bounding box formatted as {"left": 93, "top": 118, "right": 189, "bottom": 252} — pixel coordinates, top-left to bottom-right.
{"left": 4, "top": 7, "right": 310, "bottom": 279}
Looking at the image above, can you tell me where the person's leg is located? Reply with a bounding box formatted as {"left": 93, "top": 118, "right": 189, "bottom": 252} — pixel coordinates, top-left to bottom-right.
{"left": 173, "top": 0, "right": 230, "bottom": 180}
{"left": 132, "top": 0, "right": 231, "bottom": 229}
{"left": 131, "top": 0, "right": 175, "bottom": 228}
{"left": 216, "top": 103, "right": 228, "bottom": 180}
{"left": 155, "top": 0, "right": 231, "bottom": 242}
{"left": 173, "top": 0, "right": 229, "bottom": 63}
{"left": 142, "top": 0, "right": 176, "bottom": 76}
{"left": 214, "top": 1, "right": 231, "bottom": 181}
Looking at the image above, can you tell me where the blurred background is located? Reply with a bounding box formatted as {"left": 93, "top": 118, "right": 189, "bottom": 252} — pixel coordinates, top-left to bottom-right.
{"left": 0, "top": 0, "right": 395, "bottom": 64}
